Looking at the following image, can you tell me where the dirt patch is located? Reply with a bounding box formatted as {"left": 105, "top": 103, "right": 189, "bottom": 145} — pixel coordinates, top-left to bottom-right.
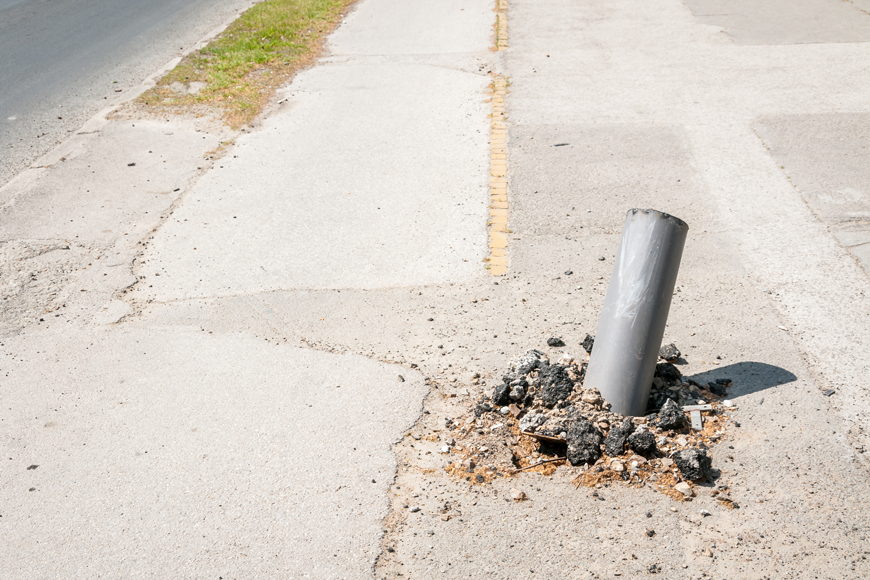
{"left": 432, "top": 346, "right": 738, "bottom": 502}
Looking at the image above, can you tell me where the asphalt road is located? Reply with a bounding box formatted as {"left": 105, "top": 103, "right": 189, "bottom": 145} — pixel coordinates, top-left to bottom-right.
{"left": 0, "top": 0, "right": 250, "bottom": 187}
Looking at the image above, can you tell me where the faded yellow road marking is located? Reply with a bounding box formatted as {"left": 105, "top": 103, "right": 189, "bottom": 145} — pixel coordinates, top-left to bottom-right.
{"left": 486, "top": 0, "right": 509, "bottom": 276}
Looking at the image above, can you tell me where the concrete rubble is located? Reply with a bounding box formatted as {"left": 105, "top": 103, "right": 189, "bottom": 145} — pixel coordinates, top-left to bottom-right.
{"left": 443, "top": 341, "right": 737, "bottom": 503}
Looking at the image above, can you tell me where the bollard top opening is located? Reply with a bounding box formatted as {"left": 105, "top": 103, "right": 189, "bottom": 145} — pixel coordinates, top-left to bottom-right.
{"left": 628, "top": 208, "right": 689, "bottom": 231}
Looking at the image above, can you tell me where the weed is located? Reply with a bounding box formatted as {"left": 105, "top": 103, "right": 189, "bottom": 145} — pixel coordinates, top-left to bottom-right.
{"left": 139, "top": 0, "right": 355, "bottom": 127}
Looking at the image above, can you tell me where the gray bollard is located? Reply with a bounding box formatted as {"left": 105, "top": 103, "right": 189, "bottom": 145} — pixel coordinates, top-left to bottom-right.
{"left": 584, "top": 208, "right": 689, "bottom": 417}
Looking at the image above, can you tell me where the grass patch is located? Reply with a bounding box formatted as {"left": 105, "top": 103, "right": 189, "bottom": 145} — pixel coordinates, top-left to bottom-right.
{"left": 139, "top": 0, "right": 355, "bottom": 127}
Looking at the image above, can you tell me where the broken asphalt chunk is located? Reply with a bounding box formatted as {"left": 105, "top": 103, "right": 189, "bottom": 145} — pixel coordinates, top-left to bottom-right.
{"left": 656, "top": 398, "right": 687, "bottom": 430}
{"left": 659, "top": 342, "right": 681, "bottom": 362}
{"left": 627, "top": 429, "right": 657, "bottom": 456}
{"left": 538, "top": 364, "right": 574, "bottom": 408}
{"left": 566, "top": 419, "right": 603, "bottom": 466}
{"left": 672, "top": 448, "right": 712, "bottom": 481}
{"left": 492, "top": 383, "right": 511, "bottom": 406}
{"left": 654, "top": 362, "right": 682, "bottom": 384}
{"left": 604, "top": 417, "right": 635, "bottom": 457}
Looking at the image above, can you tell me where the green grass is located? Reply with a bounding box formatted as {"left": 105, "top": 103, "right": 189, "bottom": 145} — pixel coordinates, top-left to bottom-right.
{"left": 139, "top": 0, "right": 355, "bottom": 127}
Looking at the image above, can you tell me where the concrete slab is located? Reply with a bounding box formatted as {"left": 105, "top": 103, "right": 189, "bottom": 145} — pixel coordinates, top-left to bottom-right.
{"left": 505, "top": 0, "right": 870, "bottom": 128}
{"left": 753, "top": 113, "right": 870, "bottom": 225}
{"left": 0, "top": 119, "right": 220, "bottom": 245}
{"left": 136, "top": 61, "right": 489, "bottom": 301}
{"left": 507, "top": 123, "right": 701, "bottom": 248}
{"left": 685, "top": 0, "right": 870, "bottom": 44}
{"left": 328, "top": 0, "right": 494, "bottom": 55}
{"left": 0, "top": 326, "right": 425, "bottom": 578}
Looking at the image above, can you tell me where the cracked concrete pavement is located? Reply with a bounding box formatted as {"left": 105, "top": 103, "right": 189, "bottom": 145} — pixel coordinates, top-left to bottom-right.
{"left": 2, "top": 0, "right": 870, "bottom": 578}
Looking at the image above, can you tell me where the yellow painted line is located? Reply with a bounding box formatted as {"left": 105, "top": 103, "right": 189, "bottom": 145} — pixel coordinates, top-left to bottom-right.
{"left": 485, "top": 0, "right": 509, "bottom": 276}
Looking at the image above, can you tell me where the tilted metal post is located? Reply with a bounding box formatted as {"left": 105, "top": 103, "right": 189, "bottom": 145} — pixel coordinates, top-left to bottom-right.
{"left": 584, "top": 209, "right": 689, "bottom": 416}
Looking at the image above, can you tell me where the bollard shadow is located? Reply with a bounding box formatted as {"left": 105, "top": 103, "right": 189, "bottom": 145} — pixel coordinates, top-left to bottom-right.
{"left": 684, "top": 362, "right": 797, "bottom": 398}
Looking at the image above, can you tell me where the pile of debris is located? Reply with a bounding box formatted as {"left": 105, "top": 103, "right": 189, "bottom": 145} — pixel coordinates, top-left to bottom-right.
{"left": 441, "top": 338, "right": 737, "bottom": 503}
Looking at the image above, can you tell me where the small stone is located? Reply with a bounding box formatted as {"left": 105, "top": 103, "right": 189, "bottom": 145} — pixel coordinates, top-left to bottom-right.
{"left": 699, "top": 509, "right": 711, "bottom": 517}
{"left": 446, "top": 438, "right": 456, "bottom": 446}
{"left": 672, "top": 448, "right": 712, "bottom": 481}
{"left": 565, "top": 270, "right": 573, "bottom": 275}
{"left": 659, "top": 343, "right": 681, "bottom": 362}
{"left": 582, "top": 334, "right": 595, "bottom": 354}
{"left": 507, "top": 350, "right": 546, "bottom": 378}
{"left": 598, "top": 256, "right": 606, "bottom": 261}
{"left": 629, "top": 455, "right": 648, "bottom": 465}
{"left": 610, "top": 460, "right": 624, "bottom": 472}
{"left": 500, "top": 406, "right": 510, "bottom": 415}
{"left": 659, "top": 458, "right": 674, "bottom": 468}
{"left": 646, "top": 529, "right": 656, "bottom": 537}
{"left": 547, "top": 337, "right": 566, "bottom": 347}
{"left": 509, "top": 385, "right": 526, "bottom": 401}
{"left": 823, "top": 389, "right": 836, "bottom": 396}
{"left": 440, "top": 514, "right": 450, "bottom": 521}
{"left": 676, "top": 436, "right": 688, "bottom": 447}
{"left": 703, "top": 548, "right": 713, "bottom": 558}
{"left": 627, "top": 430, "right": 657, "bottom": 456}
{"left": 519, "top": 412, "right": 547, "bottom": 433}
{"left": 473, "top": 401, "right": 493, "bottom": 417}
{"left": 509, "top": 404, "right": 522, "bottom": 418}
{"left": 492, "top": 383, "right": 511, "bottom": 406}
{"left": 440, "top": 445, "right": 450, "bottom": 453}
{"left": 490, "top": 423, "right": 504, "bottom": 431}
{"left": 656, "top": 399, "right": 687, "bottom": 430}
{"left": 674, "top": 482, "right": 694, "bottom": 497}
{"left": 581, "top": 388, "right": 604, "bottom": 405}
{"left": 558, "top": 353, "right": 574, "bottom": 365}
{"left": 409, "top": 506, "right": 421, "bottom": 513}
{"left": 475, "top": 474, "right": 485, "bottom": 483}
{"left": 510, "top": 489, "right": 527, "bottom": 501}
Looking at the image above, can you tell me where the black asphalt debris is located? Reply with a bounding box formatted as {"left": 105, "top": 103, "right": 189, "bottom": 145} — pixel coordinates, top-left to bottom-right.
{"left": 581, "top": 334, "right": 595, "bottom": 354}
{"left": 604, "top": 417, "right": 635, "bottom": 457}
{"left": 492, "top": 383, "right": 511, "bottom": 407}
{"left": 655, "top": 399, "right": 687, "bottom": 430}
{"left": 627, "top": 430, "right": 657, "bottom": 456}
{"left": 566, "top": 419, "right": 603, "bottom": 466}
{"left": 538, "top": 364, "right": 574, "bottom": 408}
{"left": 659, "top": 342, "right": 681, "bottom": 362}
{"left": 672, "top": 448, "right": 712, "bottom": 481}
